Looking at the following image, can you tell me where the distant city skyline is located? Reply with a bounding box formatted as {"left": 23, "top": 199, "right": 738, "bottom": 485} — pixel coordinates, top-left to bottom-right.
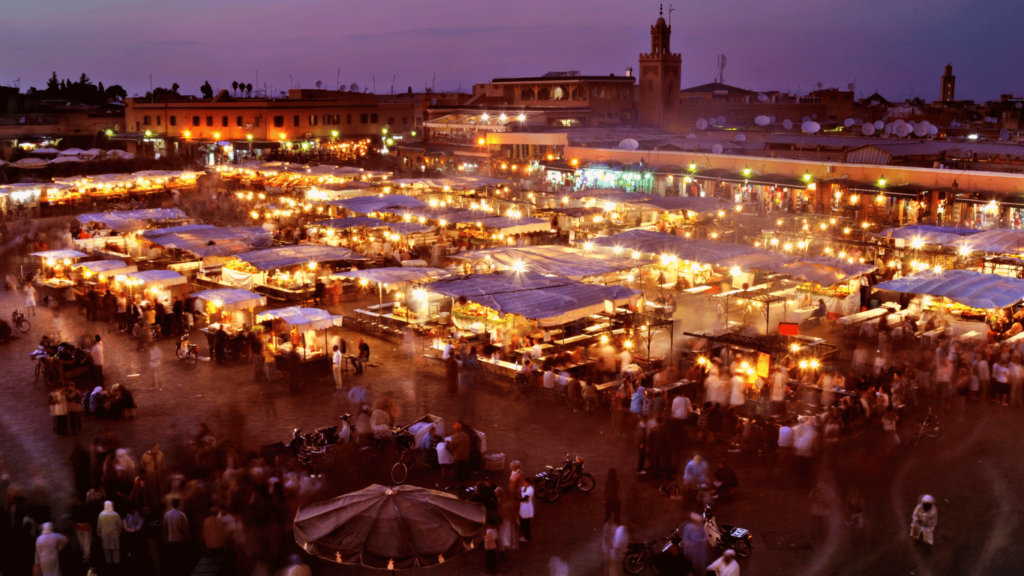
{"left": 3, "top": 0, "right": 1022, "bottom": 102}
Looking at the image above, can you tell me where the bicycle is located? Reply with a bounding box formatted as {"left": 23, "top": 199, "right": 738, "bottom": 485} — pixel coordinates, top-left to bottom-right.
{"left": 12, "top": 310, "right": 30, "bottom": 334}
{"left": 366, "top": 426, "right": 417, "bottom": 484}
{"left": 910, "top": 408, "right": 942, "bottom": 446}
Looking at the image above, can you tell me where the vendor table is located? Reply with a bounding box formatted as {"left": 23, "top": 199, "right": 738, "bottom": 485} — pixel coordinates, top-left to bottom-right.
{"left": 256, "top": 283, "right": 312, "bottom": 302}
{"left": 837, "top": 303, "right": 900, "bottom": 326}
{"left": 274, "top": 350, "right": 330, "bottom": 386}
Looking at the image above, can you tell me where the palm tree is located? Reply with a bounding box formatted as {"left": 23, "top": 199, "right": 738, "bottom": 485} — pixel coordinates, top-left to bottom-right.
{"left": 232, "top": 81, "right": 238, "bottom": 95}
{"left": 246, "top": 83, "right": 253, "bottom": 97}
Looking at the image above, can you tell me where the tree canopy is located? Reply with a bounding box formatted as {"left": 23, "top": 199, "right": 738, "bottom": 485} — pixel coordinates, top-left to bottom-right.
{"left": 28, "top": 71, "right": 125, "bottom": 105}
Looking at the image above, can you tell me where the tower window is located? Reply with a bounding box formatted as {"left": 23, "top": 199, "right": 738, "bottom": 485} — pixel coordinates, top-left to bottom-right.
{"left": 649, "top": 81, "right": 654, "bottom": 93}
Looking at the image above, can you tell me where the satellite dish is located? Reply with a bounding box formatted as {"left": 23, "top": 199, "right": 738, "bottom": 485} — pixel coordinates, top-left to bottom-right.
{"left": 884, "top": 122, "right": 894, "bottom": 134}
{"left": 350, "top": 83, "right": 359, "bottom": 92}
{"left": 913, "top": 123, "right": 928, "bottom": 137}
{"left": 908, "top": 120, "right": 917, "bottom": 128}
{"left": 812, "top": 114, "right": 818, "bottom": 120}
{"left": 855, "top": 118, "right": 865, "bottom": 125}
{"left": 1000, "top": 128, "right": 1010, "bottom": 140}
{"left": 871, "top": 100, "right": 879, "bottom": 106}
{"left": 783, "top": 119, "right": 793, "bottom": 130}
{"left": 848, "top": 82, "right": 856, "bottom": 91}
{"left": 862, "top": 123, "right": 876, "bottom": 136}
{"left": 711, "top": 144, "right": 724, "bottom": 154}
{"left": 802, "top": 116, "right": 811, "bottom": 122}
{"left": 757, "top": 93, "right": 768, "bottom": 102}
{"left": 928, "top": 125, "right": 938, "bottom": 135}
{"left": 735, "top": 133, "right": 746, "bottom": 142}
{"left": 816, "top": 82, "right": 824, "bottom": 90}
{"left": 769, "top": 116, "right": 776, "bottom": 123}
{"left": 844, "top": 118, "right": 855, "bottom": 127}
{"left": 696, "top": 118, "right": 708, "bottom": 130}
{"left": 686, "top": 132, "right": 697, "bottom": 139}
{"left": 618, "top": 139, "right": 640, "bottom": 151}
{"left": 1017, "top": 102, "right": 1023, "bottom": 109}
{"left": 315, "top": 80, "right": 322, "bottom": 88}
{"left": 991, "top": 116, "right": 999, "bottom": 124}
{"left": 896, "top": 124, "right": 912, "bottom": 138}
{"left": 754, "top": 115, "right": 771, "bottom": 126}
{"left": 801, "top": 121, "right": 821, "bottom": 133}
{"left": 429, "top": 98, "right": 437, "bottom": 105}
{"left": 716, "top": 116, "right": 726, "bottom": 125}
{"left": 893, "top": 119, "right": 906, "bottom": 128}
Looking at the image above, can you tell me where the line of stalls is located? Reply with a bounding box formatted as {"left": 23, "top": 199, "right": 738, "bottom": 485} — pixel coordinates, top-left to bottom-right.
{"left": 586, "top": 229, "right": 878, "bottom": 334}
{"left": 190, "top": 287, "right": 347, "bottom": 385}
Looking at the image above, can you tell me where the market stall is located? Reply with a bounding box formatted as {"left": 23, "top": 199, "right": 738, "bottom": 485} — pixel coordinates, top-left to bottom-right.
{"left": 192, "top": 288, "right": 268, "bottom": 357}
{"left": 77, "top": 208, "right": 190, "bottom": 235}
{"left": 222, "top": 245, "right": 366, "bottom": 300}
{"left": 257, "top": 307, "right": 344, "bottom": 386}
{"left": 118, "top": 269, "right": 189, "bottom": 308}
{"left": 448, "top": 245, "right": 639, "bottom": 282}
{"left": 31, "top": 249, "right": 88, "bottom": 296}
{"left": 330, "top": 267, "right": 450, "bottom": 327}
{"left": 72, "top": 260, "right": 138, "bottom": 292}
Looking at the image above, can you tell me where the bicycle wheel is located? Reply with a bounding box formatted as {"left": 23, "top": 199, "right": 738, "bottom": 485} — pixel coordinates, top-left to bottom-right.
{"left": 16, "top": 319, "right": 30, "bottom": 333}
{"left": 34, "top": 362, "right": 42, "bottom": 382}
{"left": 313, "top": 451, "right": 336, "bottom": 471}
{"left": 925, "top": 423, "right": 942, "bottom": 439}
{"left": 576, "top": 473, "right": 596, "bottom": 492}
{"left": 44, "top": 368, "right": 59, "bottom": 387}
{"left": 391, "top": 462, "right": 408, "bottom": 484}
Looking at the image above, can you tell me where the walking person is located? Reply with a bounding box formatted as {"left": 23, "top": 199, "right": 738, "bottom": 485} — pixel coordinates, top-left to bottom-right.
{"left": 34, "top": 522, "right": 68, "bottom": 576}
{"left": 149, "top": 343, "right": 162, "bottom": 390}
{"left": 50, "top": 387, "right": 69, "bottom": 436}
{"left": 332, "top": 345, "right": 344, "bottom": 391}
{"left": 910, "top": 494, "right": 938, "bottom": 547}
{"left": 483, "top": 522, "right": 499, "bottom": 574}
{"left": 98, "top": 500, "right": 123, "bottom": 564}
{"left": 681, "top": 513, "right": 709, "bottom": 575}
{"left": 518, "top": 476, "right": 535, "bottom": 543}
{"left": 91, "top": 335, "right": 105, "bottom": 383}
{"left": 604, "top": 468, "right": 621, "bottom": 524}
{"left": 495, "top": 487, "right": 519, "bottom": 552}
{"left": 25, "top": 283, "right": 37, "bottom": 316}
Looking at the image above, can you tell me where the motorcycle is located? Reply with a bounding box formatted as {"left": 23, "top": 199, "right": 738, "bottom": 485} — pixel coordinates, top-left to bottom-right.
{"left": 623, "top": 532, "right": 690, "bottom": 575}
{"left": 286, "top": 415, "right": 353, "bottom": 471}
{"left": 175, "top": 335, "right": 200, "bottom": 365}
{"left": 535, "top": 454, "right": 596, "bottom": 502}
{"left": 704, "top": 505, "right": 752, "bottom": 557}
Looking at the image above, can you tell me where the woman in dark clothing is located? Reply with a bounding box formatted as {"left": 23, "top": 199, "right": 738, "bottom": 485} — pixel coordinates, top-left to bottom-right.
{"left": 445, "top": 354, "right": 459, "bottom": 396}
{"left": 604, "top": 468, "right": 621, "bottom": 523}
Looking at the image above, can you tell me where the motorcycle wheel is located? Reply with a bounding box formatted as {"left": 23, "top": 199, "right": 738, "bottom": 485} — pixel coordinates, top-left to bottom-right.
{"left": 313, "top": 451, "right": 336, "bottom": 471}
{"left": 16, "top": 319, "right": 30, "bottom": 334}
{"left": 910, "top": 427, "right": 922, "bottom": 447}
{"left": 176, "top": 346, "right": 188, "bottom": 360}
{"left": 733, "top": 538, "right": 752, "bottom": 558}
{"left": 576, "top": 473, "right": 596, "bottom": 492}
{"left": 925, "top": 424, "right": 942, "bottom": 439}
{"left": 543, "top": 481, "right": 562, "bottom": 502}
{"left": 44, "top": 368, "right": 59, "bottom": 387}
{"left": 622, "top": 551, "right": 647, "bottom": 575}
{"left": 188, "top": 352, "right": 198, "bottom": 366}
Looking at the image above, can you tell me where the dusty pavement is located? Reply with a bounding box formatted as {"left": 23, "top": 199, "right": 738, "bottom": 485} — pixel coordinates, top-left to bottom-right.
{"left": 2, "top": 286, "right": 1024, "bottom": 576}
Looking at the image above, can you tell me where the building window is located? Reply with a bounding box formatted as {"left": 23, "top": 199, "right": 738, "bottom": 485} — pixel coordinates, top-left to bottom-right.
{"left": 143, "top": 116, "right": 151, "bottom": 126}
{"left": 156, "top": 116, "right": 161, "bottom": 126}
{"left": 388, "top": 117, "right": 394, "bottom": 125}
{"left": 309, "top": 115, "right": 318, "bottom": 126}
{"left": 221, "top": 116, "right": 228, "bottom": 127}
{"left": 254, "top": 117, "right": 260, "bottom": 127}
{"left": 236, "top": 116, "right": 243, "bottom": 127}
{"left": 370, "top": 113, "right": 378, "bottom": 123}
{"left": 402, "top": 117, "right": 408, "bottom": 124}
{"left": 169, "top": 116, "right": 177, "bottom": 126}
{"left": 192, "top": 116, "right": 200, "bottom": 127}
{"left": 333, "top": 114, "right": 340, "bottom": 124}
{"left": 273, "top": 116, "right": 284, "bottom": 127}
{"left": 206, "top": 116, "right": 213, "bottom": 127}
{"left": 347, "top": 114, "right": 352, "bottom": 124}
{"left": 648, "top": 81, "right": 653, "bottom": 93}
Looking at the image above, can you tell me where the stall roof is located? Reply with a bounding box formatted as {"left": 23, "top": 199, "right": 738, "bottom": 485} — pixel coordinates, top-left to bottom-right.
{"left": 875, "top": 224, "right": 982, "bottom": 246}
{"left": 73, "top": 260, "right": 137, "bottom": 276}
{"left": 768, "top": 257, "right": 877, "bottom": 287}
{"left": 141, "top": 225, "right": 273, "bottom": 257}
{"left": 31, "top": 249, "right": 87, "bottom": 260}
{"left": 233, "top": 245, "right": 367, "bottom": 271}
{"left": 424, "top": 271, "right": 640, "bottom": 327}
{"left": 192, "top": 289, "right": 267, "bottom": 312}
{"left": 591, "top": 230, "right": 781, "bottom": 268}
{"left": 255, "top": 306, "right": 342, "bottom": 331}
{"left": 622, "top": 195, "right": 736, "bottom": 214}
{"left": 311, "top": 217, "right": 386, "bottom": 231}
{"left": 77, "top": 208, "right": 189, "bottom": 232}
{"left": 124, "top": 269, "right": 186, "bottom": 288}
{"left": 875, "top": 269, "right": 1024, "bottom": 309}
{"left": 385, "top": 222, "right": 434, "bottom": 236}
{"left": 945, "top": 229, "right": 1024, "bottom": 255}
{"left": 325, "top": 195, "right": 426, "bottom": 214}
{"left": 449, "top": 246, "right": 639, "bottom": 281}
{"left": 331, "top": 267, "right": 450, "bottom": 289}
{"left": 380, "top": 207, "right": 494, "bottom": 225}
{"left": 472, "top": 216, "right": 549, "bottom": 234}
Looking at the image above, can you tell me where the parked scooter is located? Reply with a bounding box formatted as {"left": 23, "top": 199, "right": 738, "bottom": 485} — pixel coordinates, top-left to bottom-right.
{"left": 534, "top": 453, "right": 595, "bottom": 502}
{"left": 704, "top": 505, "right": 752, "bottom": 557}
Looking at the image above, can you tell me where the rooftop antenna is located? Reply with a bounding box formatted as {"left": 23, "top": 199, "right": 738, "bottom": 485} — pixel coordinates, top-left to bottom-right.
{"left": 391, "top": 75, "right": 396, "bottom": 95}
{"left": 372, "top": 75, "right": 376, "bottom": 93}
{"left": 432, "top": 73, "right": 436, "bottom": 91}
{"left": 717, "top": 54, "right": 726, "bottom": 84}
{"left": 668, "top": 4, "right": 674, "bottom": 26}
{"left": 337, "top": 68, "right": 340, "bottom": 90}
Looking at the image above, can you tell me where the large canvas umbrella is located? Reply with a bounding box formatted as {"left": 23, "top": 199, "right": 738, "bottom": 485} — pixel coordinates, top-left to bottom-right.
{"left": 293, "top": 484, "right": 486, "bottom": 570}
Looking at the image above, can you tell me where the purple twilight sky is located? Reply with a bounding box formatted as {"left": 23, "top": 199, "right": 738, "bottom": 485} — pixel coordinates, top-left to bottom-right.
{"left": 3, "top": 0, "right": 1021, "bottom": 102}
